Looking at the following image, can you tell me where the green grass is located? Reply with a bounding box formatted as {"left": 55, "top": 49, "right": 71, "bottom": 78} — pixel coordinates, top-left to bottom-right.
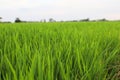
{"left": 0, "top": 22, "right": 120, "bottom": 80}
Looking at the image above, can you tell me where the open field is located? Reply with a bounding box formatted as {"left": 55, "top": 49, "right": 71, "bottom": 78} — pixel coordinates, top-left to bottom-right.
{"left": 0, "top": 22, "right": 120, "bottom": 80}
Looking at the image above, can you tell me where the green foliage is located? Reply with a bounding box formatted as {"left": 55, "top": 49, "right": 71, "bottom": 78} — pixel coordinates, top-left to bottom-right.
{"left": 15, "top": 18, "right": 22, "bottom": 23}
{"left": 0, "top": 22, "right": 120, "bottom": 80}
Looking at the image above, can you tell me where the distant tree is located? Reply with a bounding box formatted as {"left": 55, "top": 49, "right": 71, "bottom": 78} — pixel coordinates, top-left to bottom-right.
{"left": 43, "top": 19, "right": 46, "bottom": 22}
{"left": 49, "top": 18, "right": 53, "bottom": 22}
{"left": 15, "top": 18, "right": 21, "bottom": 23}
{"left": 49, "top": 18, "right": 56, "bottom": 22}
{"left": 99, "top": 18, "right": 107, "bottom": 21}
{"left": 41, "top": 19, "right": 46, "bottom": 22}
{"left": 96, "top": 18, "right": 107, "bottom": 22}
{"left": 80, "top": 18, "right": 89, "bottom": 22}
{"left": 0, "top": 17, "right": 2, "bottom": 19}
{"left": 0, "top": 17, "right": 2, "bottom": 22}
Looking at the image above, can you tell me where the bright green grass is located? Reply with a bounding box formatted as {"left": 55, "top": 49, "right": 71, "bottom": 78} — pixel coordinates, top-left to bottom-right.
{"left": 0, "top": 22, "right": 120, "bottom": 80}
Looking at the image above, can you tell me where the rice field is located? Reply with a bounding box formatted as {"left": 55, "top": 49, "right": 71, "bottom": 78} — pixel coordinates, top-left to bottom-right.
{"left": 0, "top": 22, "right": 120, "bottom": 80}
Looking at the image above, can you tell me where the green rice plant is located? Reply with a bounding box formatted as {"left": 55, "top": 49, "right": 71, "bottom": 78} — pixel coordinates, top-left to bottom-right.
{"left": 0, "top": 22, "right": 120, "bottom": 80}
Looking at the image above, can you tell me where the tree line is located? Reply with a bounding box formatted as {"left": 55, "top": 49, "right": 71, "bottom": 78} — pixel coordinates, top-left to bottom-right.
{"left": 0, "top": 17, "right": 117, "bottom": 23}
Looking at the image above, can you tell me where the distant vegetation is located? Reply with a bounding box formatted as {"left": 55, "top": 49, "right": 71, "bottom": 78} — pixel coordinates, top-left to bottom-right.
{"left": 49, "top": 18, "right": 56, "bottom": 22}
{"left": 0, "top": 17, "right": 111, "bottom": 23}
{"left": 0, "top": 17, "right": 2, "bottom": 22}
{"left": 0, "top": 17, "right": 2, "bottom": 19}
{"left": 15, "top": 17, "right": 22, "bottom": 23}
{"left": 79, "top": 18, "right": 90, "bottom": 22}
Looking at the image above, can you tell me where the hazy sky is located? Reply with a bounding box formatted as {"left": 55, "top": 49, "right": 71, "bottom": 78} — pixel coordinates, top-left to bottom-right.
{"left": 0, "top": 0, "right": 120, "bottom": 22}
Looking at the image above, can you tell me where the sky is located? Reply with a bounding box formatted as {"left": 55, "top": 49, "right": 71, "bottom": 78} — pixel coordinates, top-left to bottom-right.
{"left": 0, "top": 0, "right": 120, "bottom": 22}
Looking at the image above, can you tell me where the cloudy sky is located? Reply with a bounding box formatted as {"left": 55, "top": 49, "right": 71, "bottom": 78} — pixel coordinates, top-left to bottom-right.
{"left": 0, "top": 0, "right": 120, "bottom": 22}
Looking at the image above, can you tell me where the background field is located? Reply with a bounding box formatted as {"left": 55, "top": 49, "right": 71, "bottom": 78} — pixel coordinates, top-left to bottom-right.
{"left": 0, "top": 22, "right": 120, "bottom": 80}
